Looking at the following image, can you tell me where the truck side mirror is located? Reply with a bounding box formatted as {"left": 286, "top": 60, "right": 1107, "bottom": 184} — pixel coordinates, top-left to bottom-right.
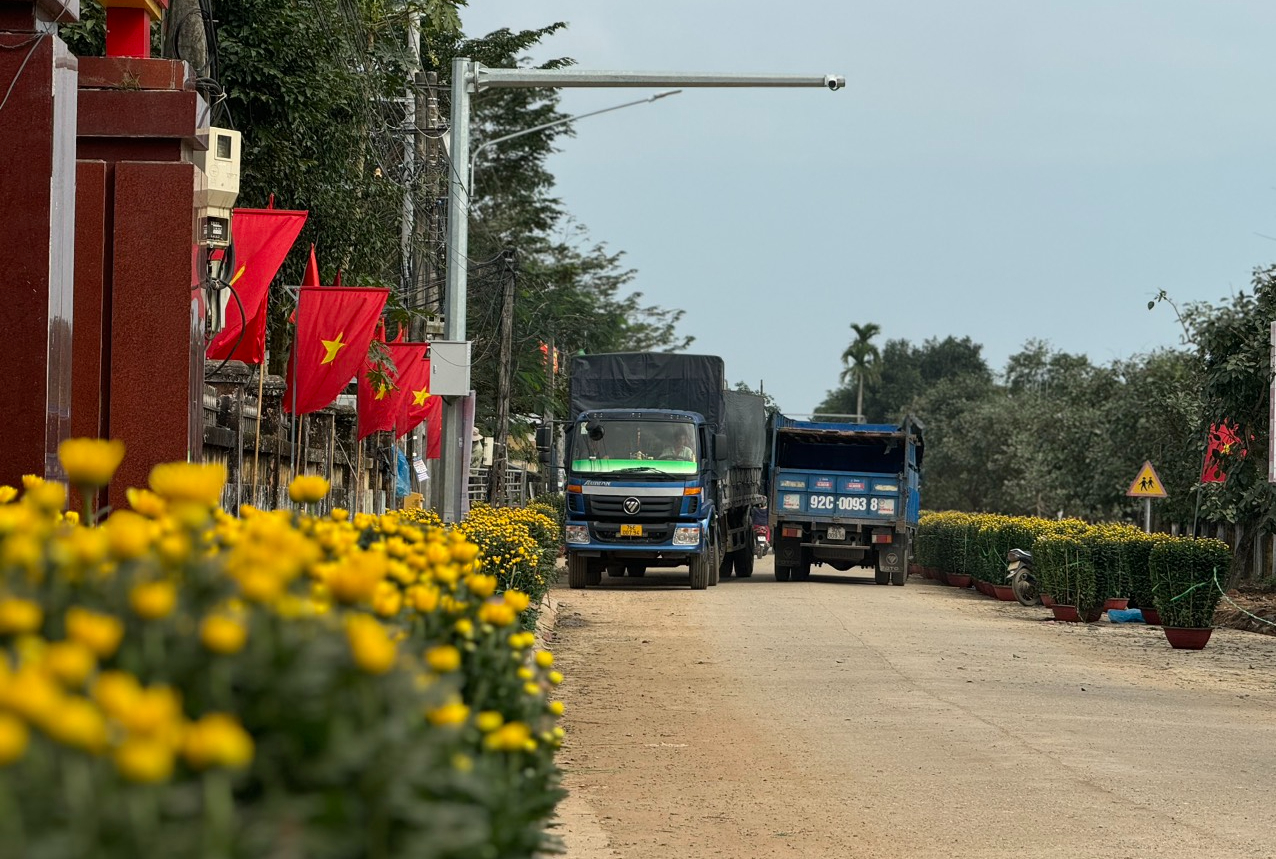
{"left": 535, "top": 425, "right": 552, "bottom": 451}
{"left": 714, "top": 432, "right": 728, "bottom": 462}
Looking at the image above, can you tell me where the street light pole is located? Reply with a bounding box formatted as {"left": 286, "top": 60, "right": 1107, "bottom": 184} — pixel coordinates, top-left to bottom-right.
{"left": 438, "top": 62, "right": 846, "bottom": 522}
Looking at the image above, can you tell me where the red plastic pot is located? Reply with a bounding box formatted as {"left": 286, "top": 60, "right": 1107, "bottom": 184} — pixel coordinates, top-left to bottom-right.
{"left": 1104, "top": 598, "right": 1130, "bottom": 611}
{"left": 1163, "top": 627, "right": 1213, "bottom": 650}
{"left": 1051, "top": 605, "right": 1104, "bottom": 623}
{"left": 1041, "top": 594, "right": 1056, "bottom": 608}
{"left": 992, "top": 584, "right": 1017, "bottom": 601}
{"left": 1141, "top": 608, "right": 1162, "bottom": 626}
{"left": 947, "top": 574, "right": 971, "bottom": 588}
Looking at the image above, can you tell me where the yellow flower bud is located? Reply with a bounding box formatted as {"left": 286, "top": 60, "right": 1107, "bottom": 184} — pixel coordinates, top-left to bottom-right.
{"left": 129, "top": 580, "right": 178, "bottom": 621}
{"left": 58, "top": 438, "right": 126, "bottom": 490}
{"left": 288, "top": 474, "right": 330, "bottom": 504}
{"left": 425, "top": 645, "right": 461, "bottom": 673}
{"left": 200, "top": 614, "right": 248, "bottom": 655}
{"left": 0, "top": 598, "right": 43, "bottom": 636}
{"left": 0, "top": 713, "right": 29, "bottom": 766}
{"left": 114, "top": 736, "right": 175, "bottom": 783}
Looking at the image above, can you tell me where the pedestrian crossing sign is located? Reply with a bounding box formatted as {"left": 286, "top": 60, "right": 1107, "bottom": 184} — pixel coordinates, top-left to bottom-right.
{"left": 1127, "top": 461, "right": 1167, "bottom": 498}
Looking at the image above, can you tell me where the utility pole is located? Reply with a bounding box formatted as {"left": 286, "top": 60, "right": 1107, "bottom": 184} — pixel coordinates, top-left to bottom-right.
{"left": 545, "top": 333, "right": 556, "bottom": 494}
{"left": 488, "top": 250, "right": 517, "bottom": 505}
{"left": 439, "top": 60, "right": 846, "bottom": 522}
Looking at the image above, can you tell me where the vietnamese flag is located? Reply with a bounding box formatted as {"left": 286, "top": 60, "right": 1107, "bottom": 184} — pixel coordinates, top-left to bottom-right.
{"left": 359, "top": 340, "right": 428, "bottom": 440}
{"left": 397, "top": 357, "right": 442, "bottom": 459}
{"left": 284, "top": 286, "right": 389, "bottom": 414}
{"left": 206, "top": 208, "right": 308, "bottom": 364}
{"left": 1202, "top": 421, "right": 1246, "bottom": 483}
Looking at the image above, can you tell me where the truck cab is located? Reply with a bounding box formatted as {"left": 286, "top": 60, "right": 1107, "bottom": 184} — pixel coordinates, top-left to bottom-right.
{"left": 564, "top": 409, "right": 724, "bottom": 589}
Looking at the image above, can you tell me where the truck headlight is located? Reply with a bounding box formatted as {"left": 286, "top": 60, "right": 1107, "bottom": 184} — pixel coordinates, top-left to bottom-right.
{"left": 672, "top": 525, "right": 700, "bottom": 546}
{"left": 565, "top": 525, "right": 590, "bottom": 544}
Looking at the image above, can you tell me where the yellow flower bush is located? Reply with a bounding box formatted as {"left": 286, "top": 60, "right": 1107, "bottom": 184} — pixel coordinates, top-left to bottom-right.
{"left": 0, "top": 441, "right": 567, "bottom": 859}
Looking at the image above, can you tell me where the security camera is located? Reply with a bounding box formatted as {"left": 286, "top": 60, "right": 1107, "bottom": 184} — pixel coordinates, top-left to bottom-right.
{"left": 824, "top": 74, "right": 845, "bottom": 91}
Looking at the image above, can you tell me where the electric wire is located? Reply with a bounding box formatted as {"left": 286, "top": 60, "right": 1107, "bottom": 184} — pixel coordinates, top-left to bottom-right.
{"left": 0, "top": 34, "right": 47, "bottom": 118}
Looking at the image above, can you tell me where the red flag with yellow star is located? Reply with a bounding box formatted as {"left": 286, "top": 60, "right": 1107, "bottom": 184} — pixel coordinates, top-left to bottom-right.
{"left": 284, "top": 286, "right": 389, "bottom": 415}
{"left": 205, "top": 208, "right": 308, "bottom": 364}
{"left": 396, "top": 351, "right": 441, "bottom": 458}
{"left": 358, "top": 339, "right": 428, "bottom": 440}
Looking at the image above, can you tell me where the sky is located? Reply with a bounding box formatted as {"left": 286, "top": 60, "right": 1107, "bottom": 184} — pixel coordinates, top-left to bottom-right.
{"left": 461, "top": 1, "right": 1276, "bottom": 414}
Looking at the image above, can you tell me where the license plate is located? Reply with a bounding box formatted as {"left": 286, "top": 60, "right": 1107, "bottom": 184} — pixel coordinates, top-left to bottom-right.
{"left": 827, "top": 526, "right": 846, "bottom": 540}
{"left": 619, "top": 524, "right": 643, "bottom": 537}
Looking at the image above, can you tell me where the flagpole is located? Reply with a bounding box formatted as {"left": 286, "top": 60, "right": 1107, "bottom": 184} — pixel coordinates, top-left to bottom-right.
{"left": 291, "top": 287, "right": 300, "bottom": 491}
{"left": 252, "top": 360, "right": 265, "bottom": 505}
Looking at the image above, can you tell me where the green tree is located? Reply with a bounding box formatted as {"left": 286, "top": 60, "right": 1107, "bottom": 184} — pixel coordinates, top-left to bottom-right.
{"left": 839, "top": 322, "right": 881, "bottom": 422}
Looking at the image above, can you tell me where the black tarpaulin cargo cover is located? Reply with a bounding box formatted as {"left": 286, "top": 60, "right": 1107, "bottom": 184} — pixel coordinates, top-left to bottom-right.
{"left": 569, "top": 353, "right": 726, "bottom": 427}
{"left": 722, "top": 389, "right": 766, "bottom": 468}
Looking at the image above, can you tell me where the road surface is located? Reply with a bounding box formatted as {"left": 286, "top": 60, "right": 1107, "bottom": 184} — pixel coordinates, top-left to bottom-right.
{"left": 546, "top": 556, "right": 1276, "bottom": 858}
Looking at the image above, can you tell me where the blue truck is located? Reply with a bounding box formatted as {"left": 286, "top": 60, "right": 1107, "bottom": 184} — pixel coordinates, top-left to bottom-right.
{"left": 767, "top": 414, "right": 923, "bottom": 584}
{"left": 563, "top": 353, "right": 767, "bottom": 590}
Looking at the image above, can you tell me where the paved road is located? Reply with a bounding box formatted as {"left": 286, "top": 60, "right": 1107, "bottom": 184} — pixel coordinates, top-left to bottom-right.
{"left": 547, "top": 556, "right": 1276, "bottom": 858}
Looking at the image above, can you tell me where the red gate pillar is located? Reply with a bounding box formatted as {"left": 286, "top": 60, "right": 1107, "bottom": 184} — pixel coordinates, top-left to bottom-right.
{"left": 0, "top": 0, "right": 79, "bottom": 486}
{"left": 76, "top": 56, "right": 206, "bottom": 509}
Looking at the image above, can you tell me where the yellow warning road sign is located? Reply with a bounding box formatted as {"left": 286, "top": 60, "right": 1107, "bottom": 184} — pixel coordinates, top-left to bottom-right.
{"left": 1127, "top": 461, "right": 1167, "bottom": 498}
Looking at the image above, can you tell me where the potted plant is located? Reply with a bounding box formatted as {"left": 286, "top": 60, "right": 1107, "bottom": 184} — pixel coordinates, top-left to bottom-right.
{"left": 1088, "top": 525, "right": 1137, "bottom": 612}
{"left": 1148, "top": 537, "right": 1232, "bottom": 649}
{"left": 1035, "top": 532, "right": 1102, "bottom": 622}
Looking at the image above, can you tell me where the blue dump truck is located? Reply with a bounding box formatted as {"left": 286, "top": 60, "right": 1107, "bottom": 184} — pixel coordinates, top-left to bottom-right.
{"left": 767, "top": 414, "right": 923, "bottom": 584}
{"left": 563, "top": 353, "right": 767, "bottom": 590}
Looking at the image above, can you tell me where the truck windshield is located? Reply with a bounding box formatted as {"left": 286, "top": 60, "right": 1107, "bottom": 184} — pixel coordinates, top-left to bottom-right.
{"left": 569, "top": 420, "right": 699, "bottom": 476}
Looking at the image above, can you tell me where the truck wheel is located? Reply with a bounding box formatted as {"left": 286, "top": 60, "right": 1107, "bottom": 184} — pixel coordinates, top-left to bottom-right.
{"left": 606, "top": 563, "right": 626, "bottom": 578}
{"left": 587, "top": 567, "right": 602, "bottom": 587}
{"left": 626, "top": 562, "right": 647, "bottom": 578}
{"left": 733, "top": 547, "right": 755, "bottom": 578}
{"left": 775, "top": 565, "right": 792, "bottom": 583}
{"left": 718, "top": 547, "right": 734, "bottom": 579}
{"left": 891, "top": 566, "right": 908, "bottom": 586}
{"left": 794, "top": 554, "right": 812, "bottom": 581}
{"left": 874, "top": 568, "right": 890, "bottom": 585}
{"left": 709, "top": 541, "right": 721, "bottom": 586}
{"left": 568, "top": 554, "right": 590, "bottom": 589}
{"left": 689, "top": 551, "right": 711, "bottom": 590}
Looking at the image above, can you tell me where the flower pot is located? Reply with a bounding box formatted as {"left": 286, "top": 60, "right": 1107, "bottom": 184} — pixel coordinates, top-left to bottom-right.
{"left": 1104, "top": 598, "right": 1130, "bottom": 611}
{"left": 1163, "top": 627, "right": 1213, "bottom": 650}
{"left": 1051, "top": 605, "right": 1104, "bottom": 623}
{"left": 977, "top": 580, "right": 994, "bottom": 597}
{"left": 947, "top": 574, "right": 971, "bottom": 588}
{"left": 1141, "top": 608, "right": 1161, "bottom": 626}
{"left": 992, "top": 584, "right": 1017, "bottom": 601}
{"left": 1040, "top": 594, "right": 1056, "bottom": 608}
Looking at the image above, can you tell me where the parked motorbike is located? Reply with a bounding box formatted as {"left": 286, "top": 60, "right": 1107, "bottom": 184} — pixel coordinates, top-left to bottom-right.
{"left": 753, "top": 524, "right": 770, "bottom": 559}
{"left": 1005, "top": 548, "right": 1040, "bottom": 606}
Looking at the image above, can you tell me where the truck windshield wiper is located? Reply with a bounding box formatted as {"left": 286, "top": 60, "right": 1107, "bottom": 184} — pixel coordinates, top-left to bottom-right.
{"left": 612, "top": 466, "right": 673, "bottom": 475}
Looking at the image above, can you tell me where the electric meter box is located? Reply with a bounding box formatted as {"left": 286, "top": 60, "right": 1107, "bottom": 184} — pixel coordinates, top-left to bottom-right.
{"left": 194, "top": 127, "right": 242, "bottom": 247}
{"left": 428, "top": 340, "right": 472, "bottom": 396}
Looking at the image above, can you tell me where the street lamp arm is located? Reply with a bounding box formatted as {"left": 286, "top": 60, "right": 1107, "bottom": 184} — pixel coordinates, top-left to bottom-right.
{"left": 475, "top": 68, "right": 846, "bottom": 91}
{"left": 468, "top": 90, "right": 682, "bottom": 194}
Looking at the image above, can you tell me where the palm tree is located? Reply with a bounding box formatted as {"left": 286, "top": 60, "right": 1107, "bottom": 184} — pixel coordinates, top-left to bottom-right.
{"left": 840, "top": 322, "right": 882, "bottom": 422}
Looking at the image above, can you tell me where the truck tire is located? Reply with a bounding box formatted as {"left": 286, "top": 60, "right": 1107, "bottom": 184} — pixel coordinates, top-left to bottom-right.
{"left": 709, "top": 541, "right": 721, "bottom": 586}
{"left": 775, "top": 565, "right": 792, "bottom": 582}
{"left": 794, "top": 553, "right": 812, "bottom": 581}
{"left": 891, "top": 566, "right": 907, "bottom": 586}
{"left": 874, "top": 567, "right": 890, "bottom": 585}
{"left": 733, "top": 547, "right": 755, "bottom": 578}
{"left": 689, "top": 551, "right": 711, "bottom": 590}
{"left": 626, "top": 562, "right": 647, "bottom": 578}
{"left": 606, "top": 563, "right": 626, "bottom": 578}
{"left": 568, "top": 553, "right": 590, "bottom": 589}
{"left": 718, "top": 547, "right": 734, "bottom": 579}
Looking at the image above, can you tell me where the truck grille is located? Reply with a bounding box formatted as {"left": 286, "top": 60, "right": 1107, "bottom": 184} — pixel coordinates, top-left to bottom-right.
{"left": 587, "top": 496, "right": 679, "bottom": 521}
{"left": 591, "top": 523, "right": 671, "bottom": 544}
